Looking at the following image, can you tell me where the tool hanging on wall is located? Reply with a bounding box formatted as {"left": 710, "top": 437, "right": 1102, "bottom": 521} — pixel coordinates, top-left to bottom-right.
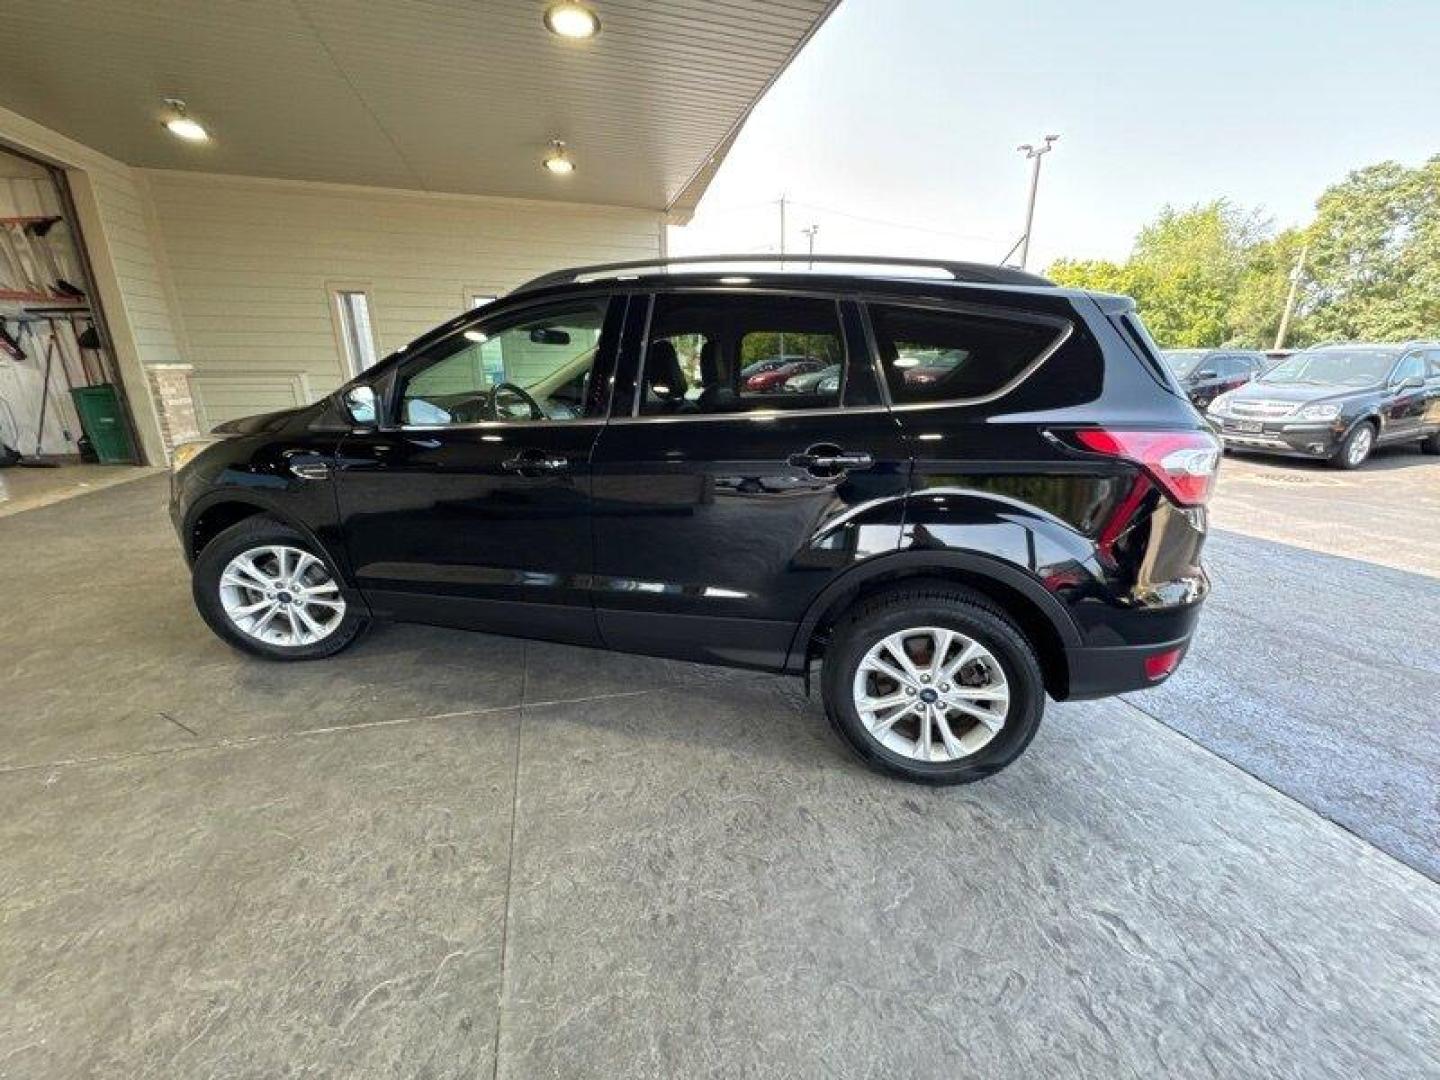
{"left": 0, "top": 215, "right": 81, "bottom": 299}
{"left": 26, "top": 319, "right": 64, "bottom": 465}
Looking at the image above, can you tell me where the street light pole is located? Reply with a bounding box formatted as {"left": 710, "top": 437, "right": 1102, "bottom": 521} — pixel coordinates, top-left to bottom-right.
{"left": 1016, "top": 135, "right": 1059, "bottom": 270}
{"left": 801, "top": 224, "right": 819, "bottom": 268}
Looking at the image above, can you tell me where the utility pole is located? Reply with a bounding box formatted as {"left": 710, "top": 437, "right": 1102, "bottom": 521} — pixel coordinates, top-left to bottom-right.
{"left": 801, "top": 223, "right": 819, "bottom": 267}
{"left": 778, "top": 194, "right": 787, "bottom": 257}
{"left": 1016, "top": 135, "right": 1059, "bottom": 270}
{"left": 1273, "top": 243, "right": 1309, "bottom": 351}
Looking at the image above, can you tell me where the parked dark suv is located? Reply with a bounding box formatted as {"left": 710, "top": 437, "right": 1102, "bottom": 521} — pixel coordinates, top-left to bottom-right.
{"left": 170, "top": 256, "right": 1218, "bottom": 784}
{"left": 1208, "top": 342, "right": 1440, "bottom": 468}
{"left": 1162, "top": 348, "right": 1268, "bottom": 412}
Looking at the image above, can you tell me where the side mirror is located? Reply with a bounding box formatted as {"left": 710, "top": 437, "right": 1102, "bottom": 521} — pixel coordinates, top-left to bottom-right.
{"left": 343, "top": 385, "right": 377, "bottom": 425}
{"left": 1400, "top": 375, "right": 1425, "bottom": 390}
{"left": 1194, "top": 370, "right": 1217, "bottom": 381}
{"left": 529, "top": 328, "right": 571, "bottom": 346}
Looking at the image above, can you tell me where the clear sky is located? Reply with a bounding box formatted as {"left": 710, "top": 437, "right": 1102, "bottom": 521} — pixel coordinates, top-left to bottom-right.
{"left": 670, "top": 0, "right": 1440, "bottom": 271}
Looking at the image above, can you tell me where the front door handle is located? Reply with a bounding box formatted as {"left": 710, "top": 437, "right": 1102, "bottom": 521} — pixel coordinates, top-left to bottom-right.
{"left": 502, "top": 451, "right": 569, "bottom": 474}
{"left": 290, "top": 461, "right": 331, "bottom": 481}
{"left": 788, "top": 447, "right": 874, "bottom": 473}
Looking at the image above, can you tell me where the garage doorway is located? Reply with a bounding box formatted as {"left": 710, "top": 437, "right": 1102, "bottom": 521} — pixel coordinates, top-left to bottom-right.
{"left": 0, "top": 142, "right": 145, "bottom": 508}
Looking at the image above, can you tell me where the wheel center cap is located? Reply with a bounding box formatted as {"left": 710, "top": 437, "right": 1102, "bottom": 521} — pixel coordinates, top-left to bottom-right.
{"left": 277, "top": 591, "right": 294, "bottom": 605}
{"left": 919, "top": 688, "right": 939, "bottom": 704}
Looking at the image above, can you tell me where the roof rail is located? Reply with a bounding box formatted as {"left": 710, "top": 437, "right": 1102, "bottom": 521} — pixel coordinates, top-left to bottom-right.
{"left": 512, "top": 254, "right": 1054, "bottom": 294}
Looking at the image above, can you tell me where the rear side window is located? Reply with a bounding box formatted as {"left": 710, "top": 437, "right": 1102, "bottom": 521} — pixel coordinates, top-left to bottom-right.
{"left": 641, "top": 293, "right": 846, "bottom": 415}
{"left": 868, "top": 304, "right": 1064, "bottom": 405}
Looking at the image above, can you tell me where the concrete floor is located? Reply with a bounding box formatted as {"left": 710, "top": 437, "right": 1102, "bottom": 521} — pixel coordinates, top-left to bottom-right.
{"left": 1212, "top": 443, "right": 1440, "bottom": 577}
{"left": 0, "top": 462, "right": 159, "bottom": 519}
{"left": 2, "top": 474, "right": 1439, "bottom": 1078}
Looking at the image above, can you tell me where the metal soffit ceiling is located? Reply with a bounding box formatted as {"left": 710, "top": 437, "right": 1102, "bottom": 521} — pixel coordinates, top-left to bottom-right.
{"left": 0, "top": 0, "right": 839, "bottom": 217}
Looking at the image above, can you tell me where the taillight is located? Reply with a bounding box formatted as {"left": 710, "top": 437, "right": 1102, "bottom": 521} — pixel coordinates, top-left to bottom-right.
{"left": 1071, "top": 429, "right": 1221, "bottom": 507}
{"left": 1144, "top": 647, "right": 1183, "bottom": 681}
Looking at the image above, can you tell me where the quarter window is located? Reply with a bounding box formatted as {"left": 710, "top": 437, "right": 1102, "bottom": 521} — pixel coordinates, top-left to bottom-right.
{"left": 868, "top": 304, "right": 1064, "bottom": 405}
{"left": 399, "top": 300, "right": 607, "bottom": 425}
{"left": 640, "top": 294, "right": 846, "bottom": 415}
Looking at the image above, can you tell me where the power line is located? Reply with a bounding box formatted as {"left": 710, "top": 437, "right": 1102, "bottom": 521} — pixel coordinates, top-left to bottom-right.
{"left": 787, "top": 200, "right": 1000, "bottom": 243}
{"left": 692, "top": 196, "right": 1001, "bottom": 244}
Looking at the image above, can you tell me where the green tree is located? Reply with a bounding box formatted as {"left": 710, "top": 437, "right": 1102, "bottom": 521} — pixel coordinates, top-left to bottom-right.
{"left": 1045, "top": 157, "right": 1440, "bottom": 347}
{"left": 1048, "top": 201, "right": 1269, "bottom": 348}
{"left": 1229, "top": 227, "right": 1310, "bottom": 349}
{"left": 1304, "top": 156, "right": 1440, "bottom": 341}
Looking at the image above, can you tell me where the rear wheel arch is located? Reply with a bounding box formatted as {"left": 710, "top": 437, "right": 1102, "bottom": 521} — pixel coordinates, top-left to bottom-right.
{"left": 790, "top": 553, "right": 1080, "bottom": 699}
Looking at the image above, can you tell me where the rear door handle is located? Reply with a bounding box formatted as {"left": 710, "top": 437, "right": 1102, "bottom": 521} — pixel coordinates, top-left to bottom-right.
{"left": 788, "top": 449, "right": 874, "bottom": 472}
{"left": 502, "top": 452, "right": 569, "bottom": 474}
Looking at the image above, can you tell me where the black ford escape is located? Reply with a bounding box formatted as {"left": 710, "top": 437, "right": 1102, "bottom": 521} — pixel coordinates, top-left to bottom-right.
{"left": 170, "top": 256, "right": 1217, "bottom": 784}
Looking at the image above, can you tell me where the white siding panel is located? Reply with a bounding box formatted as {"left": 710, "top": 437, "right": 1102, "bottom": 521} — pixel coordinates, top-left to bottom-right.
{"left": 144, "top": 172, "right": 661, "bottom": 419}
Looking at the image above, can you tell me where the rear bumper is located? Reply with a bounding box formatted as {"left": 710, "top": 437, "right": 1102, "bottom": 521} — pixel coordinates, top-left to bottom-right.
{"left": 1061, "top": 633, "right": 1195, "bottom": 700}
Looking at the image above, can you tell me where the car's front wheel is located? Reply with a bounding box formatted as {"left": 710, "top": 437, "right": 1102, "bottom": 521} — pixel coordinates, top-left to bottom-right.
{"left": 1331, "top": 421, "right": 1375, "bottom": 469}
{"left": 821, "top": 584, "right": 1045, "bottom": 784}
{"left": 192, "top": 516, "right": 368, "bottom": 660}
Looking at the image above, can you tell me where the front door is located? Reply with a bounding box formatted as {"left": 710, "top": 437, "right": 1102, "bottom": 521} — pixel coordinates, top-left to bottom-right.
{"left": 589, "top": 290, "right": 909, "bottom": 669}
{"left": 336, "top": 294, "right": 624, "bottom": 645}
{"left": 1383, "top": 352, "right": 1428, "bottom": 441}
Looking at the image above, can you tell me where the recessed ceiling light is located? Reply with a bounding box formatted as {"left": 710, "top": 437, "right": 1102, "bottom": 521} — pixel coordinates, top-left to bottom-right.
{"left": 719, "top": 276, "right": 752, "bottom": 284}
{"left": 544, "top": 2, "right": 600, "bottom": 39}
{"left": 543, "top": 140, "right": 575, "bottom": 175}
{"left": 162, "top": 98, "right": 210, "bottom": 142}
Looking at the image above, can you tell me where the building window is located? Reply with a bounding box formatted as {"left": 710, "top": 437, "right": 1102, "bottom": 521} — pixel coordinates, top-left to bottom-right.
{"left": 471, "top": 293, "right": 497, "bottom": 309}
{"left": 334, "top": 289, "right": 378, "bottom": 375}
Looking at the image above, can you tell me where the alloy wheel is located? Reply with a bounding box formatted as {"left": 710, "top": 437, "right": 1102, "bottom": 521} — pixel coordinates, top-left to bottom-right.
{"left": 218, "top": 544, "right": 346, "bottom": 647}
{"left": 1347, "top": 426, "right": 1373, "bottom": 466}
{"left": 851, "top": 626, "right": 1010, "bottom": 762}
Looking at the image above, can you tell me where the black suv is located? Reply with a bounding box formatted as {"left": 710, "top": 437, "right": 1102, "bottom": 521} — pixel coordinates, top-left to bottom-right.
{"left": 1162, "top": 349, "right": 1267, "bottom": 412}
{"left": 170, "top": 256, "right": 1217, "bottom": 784}
{"left": 1208, "top": 342, "right": 1440, "bottom": 468}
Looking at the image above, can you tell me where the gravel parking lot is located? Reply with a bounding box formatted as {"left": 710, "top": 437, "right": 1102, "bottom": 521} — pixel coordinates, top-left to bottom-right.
{"left": 1, "top": 464, "right": 1437, "bottom": 1077}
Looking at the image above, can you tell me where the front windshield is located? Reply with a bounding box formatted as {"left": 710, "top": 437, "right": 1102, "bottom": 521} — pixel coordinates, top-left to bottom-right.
{"left": 1260, "top": 349, "right": 1398, "bottom": 387}
{"left": 1163, "top": 350, "right": 1206, "bottom": 377}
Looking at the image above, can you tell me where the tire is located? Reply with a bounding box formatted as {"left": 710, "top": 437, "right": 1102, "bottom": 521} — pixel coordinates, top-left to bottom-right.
{"left": 1331, "top": 421, "right": 1375, "bottom": 470}
{"left": 192, "top": 515, "right": 368, "bottom": 660}
{"left": 1421, "top": 431, "right": 1440, "bottom": 455}
{"left": 821, "top": 584, "right": 1045, "bottom": 785}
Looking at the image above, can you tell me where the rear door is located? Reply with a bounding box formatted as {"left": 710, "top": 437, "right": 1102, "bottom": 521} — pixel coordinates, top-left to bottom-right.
{"left": 588, "top": 289, "right": 909, "bottom": 669}
{"left": 335, "top": 294, "right": 623, "bottom": 644}
{"left": 1426, "top": 351, "right": 1440, "bottom": 432}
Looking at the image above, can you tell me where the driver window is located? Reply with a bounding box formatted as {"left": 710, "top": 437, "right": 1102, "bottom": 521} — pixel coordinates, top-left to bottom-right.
{"left": 1393, "top": 354, "right": 1425, "bottom": 385}
{"left": 400, "top": 300, "right": 607, "bottom": 425}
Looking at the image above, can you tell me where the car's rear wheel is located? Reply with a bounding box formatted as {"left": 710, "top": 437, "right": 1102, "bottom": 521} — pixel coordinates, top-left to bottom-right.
{"left": 1421, "top": 431, "right": 1440, "bottom": 455}
{"left": 193, "top": 516, "right": 368, "bottom": 660}
{"left": 1332, "top": 421, "right": 1374, "bottom": 469}
{"left": 821, "top": 585, "right": 1045, "bottom": 784}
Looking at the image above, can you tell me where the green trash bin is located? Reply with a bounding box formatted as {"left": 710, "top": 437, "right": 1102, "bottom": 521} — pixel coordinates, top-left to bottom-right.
{"left": 69, "top": 384, "right": 136, "bottom": 464}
